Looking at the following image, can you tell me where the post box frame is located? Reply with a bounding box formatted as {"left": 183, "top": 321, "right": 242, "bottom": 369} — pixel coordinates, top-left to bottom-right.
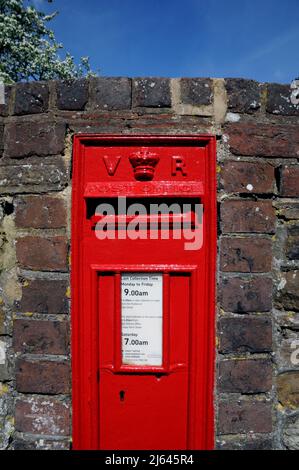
{"left": 71, "top": 134, "right": 216, "bottom": 450}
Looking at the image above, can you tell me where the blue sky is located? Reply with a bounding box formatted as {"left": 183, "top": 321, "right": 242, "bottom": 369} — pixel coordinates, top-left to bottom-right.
{"left": 32, "top": 0, "right": 299, "bottom": 83}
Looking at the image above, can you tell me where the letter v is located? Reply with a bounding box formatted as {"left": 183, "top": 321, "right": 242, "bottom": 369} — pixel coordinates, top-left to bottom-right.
{"left": 103, "top": 156, "right": 121, "bottom": 176}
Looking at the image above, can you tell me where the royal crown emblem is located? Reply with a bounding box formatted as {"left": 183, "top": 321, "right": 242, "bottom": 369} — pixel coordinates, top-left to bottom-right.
{"left": 129, "top": 149, "right": 160, "bottom": 181}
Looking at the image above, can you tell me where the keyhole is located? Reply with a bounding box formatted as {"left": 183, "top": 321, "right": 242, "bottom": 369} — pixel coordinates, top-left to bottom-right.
{"left": 119, "top": 390, "right": 125, "bottom": 401}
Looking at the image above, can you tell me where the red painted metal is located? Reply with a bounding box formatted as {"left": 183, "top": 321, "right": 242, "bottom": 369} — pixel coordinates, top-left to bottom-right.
{"left": 71, "top": 135, "right": 216, "bottom": 450}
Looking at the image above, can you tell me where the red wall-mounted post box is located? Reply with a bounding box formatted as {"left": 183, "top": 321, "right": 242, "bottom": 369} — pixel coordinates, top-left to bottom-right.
{"left": 71, "top": 135, "right": 216, "bottom": 450}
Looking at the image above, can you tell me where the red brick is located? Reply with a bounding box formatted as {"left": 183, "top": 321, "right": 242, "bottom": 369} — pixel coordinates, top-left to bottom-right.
{"left": 4, "top": 120, "right": 66, "bottom": 158}
{"left": 224, "top": 122, "right": 299, "bottom": 158}
{"left": 16, "top": 358, "right": 70, "bottom": 394}
{"left": 15, "top": 397, "right": 70, "bottom": 435}
{"left": 18, "top": 278, "right": 69, "bottom": 314}
{"left": 220, "top": 161, "right": 275, "bottom": 194}
{"left": 15, "top": 195, "right": 66, "bottom": 229}
{"left": 280, "top": 166, "right": 299, "bottom": 197}
{"left": 221, "top": 200, "right": 275, "bottom": 233}
{"left": 13, "top": 320, "right": 68, "bottom": 354}
{"left": 220, "top": 237, "right": 272, "bottom": 272}
{"left": 219, "top": 359, "right": 272, "bottom": 393}
{"left": 221, "top": 276, "right": 272, "bottom": 312}
{"left": 16, "top": 236, "right": 68, "bottom": 271}
{"left": 218, "top": 401, "right": 272, "bottom": 434}
{"left": 218, "top": 316, "right": 272, "bottom": 353}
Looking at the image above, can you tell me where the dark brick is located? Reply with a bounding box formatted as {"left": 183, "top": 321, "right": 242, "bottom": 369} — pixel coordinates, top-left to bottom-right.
{"left": 0, "top": 85, "right": 12, "bottom": 117}
{"left": 225, "top": 78, "right": 260, "bottom": 113}
{"left": 221, "top": 276, "right": 272, "bottom": 312}
{"left": 90, "top": 77, "right": 131, "bottom": 110}
{"left": 56, "top": 79, "right": 89, "bottom": 111}
{"left": 280, "top": 165, "right": 299, "bottom": 197}
{"left": 218, "top": 436, "right": 273, "bottom": 450}
{"left": 180, "top": 78, "right": 212, "bottom": 105}
{"left": 219, "top": 359, "right": 272, "bottom": 393}
{"left": 15, "top": 195, "right": 66, "bottom": 229}
{"left": 267, "top": 83, "right": 299, "bottom": 116}
{"left": 220, "top": 161, "right": 275, "bottom": 194}
{"left": 17, "top": 278, "right": 69, "bottom": 314}
{"left": 0, "top": 159, "right": 68, "bottom": 194}
{"left": 220, "top": 237, "right": 272, "bottom": 272}
{"left": 16, "top": 236, "right": 68, "bottom": 271}
{"left": 276, "top": 270, "right": 299, "bottom": 311}
{"left": 132, "top": 78, "right": 171, "bottom": 108}
{"left": 221, "top": 200, "right": 275, "bottom": 234}
{"left": 13, "top": 320, "right": 68, "bottom": 354}
{"left": 219, "top": 316, "right": 272, "bottom": 353}
{"left": 224, "top": 122, "right": 299, "bottom": 158}
{"left": 218, "top": 401, "right": 272, "bottom": 434}
{"left": 16, "top": 358, "right": 70, "bottom": 394}
{"left": 286, "top": 225, "right": 299, "bottom": 260}
{"left": 15, "top": 396, "right": 70, "bottom": 435}
{"left": 14, "top": 82, "right": 49, "bottom": 115}
{"left": 4, "top": 120, "right": 66, "bottom": 158}
{"left": 13, "top": 439, "right": 36, "bottom": 450}
{"left": 277, "top": 372, "right": 299, "bottom": 408}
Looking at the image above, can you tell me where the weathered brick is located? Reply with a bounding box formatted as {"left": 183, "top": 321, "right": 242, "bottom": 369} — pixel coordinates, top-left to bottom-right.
{"left": 221, "top": 276, "right": 272, "bottom": 312}
{"left": 0, "top": 310, "right": 5, "bottom": 335}
{"left": 283, "top": 414, "right": 299, "bottom": 450}
{"left": 217, "top": 436, "right": 273, "bottom": 450}
{"left": 0, "top": 159, "right": 68, "bottom": 194}
{"left": 14, "top": 82, "right": 49, "bottom": 115}
{"left": 15, "top": 195, "right": 66, "bottom": 229}
{"left": 280, "top": 166, "right": 299, "bottom": 197}
{"left": 276, "top": 271, "right": 299, "bottom": 311}
{"left": 15, "top": 396, "right": 70, "bottom": 435}
{"left": 56, "top": 79, "right": 89, "bottom": 111}
{"left": 224, "top": 122, "right": 299, "bottom": 158}
{"left": 220, "top": 237, "right": 272, "bottom": 272}
{"left": 90, "top": 77, "right": 131, "bottom": 110}
{"left": 225, "top": 78, "right": 260, "bottom": 113}
{"left": 180, "top": 78, "right": 212, "bottom": 105}
{"left": 275, "top": 202, "right": 299, "bottom": 221}
{"left": 132, "top": 78, "right": 171, "bottom": 108}
{"left": 4, "top": 120, "right": 66, "bottom": 158}
{"left": 277, "top": 330, "right": 299, "bottom": 369}
{"left": 221, "top": 200, "right": 275, "bottom": 234}
{"left": 277, "top": 372, "right": 299, "bottom": 408}
{"left": 13, "top": 320, "right": 68, "bottom": 354}
{"left": 0, "top": 85, "right": 12, "bottom": 117}
{"left": 218, "top": 401, "right": 272, "bottom": 434}
{"left": 267, "top": 83, "right": 299, "bottom": 116}
{"left": 219, "top": 316, "right": 272, "bottom": 353}
{"left": 285, "top": 225, "right": 299, "bottom": 260}
{"left": 13, "top": 438, "right": 70, "bottom": 450}
{"left": 219, "top": 359, "right": 272, "bottom": 393}
{"left": 17, "top": 278, "right": 68, "bottom": 314}
{"left": 0, "top": 124, "right": 4, "bottom": 155}
{"left": 220, "top": 161, "right": 275, "bottom": 194}
{"left": 16, "top": 358, "right": 70, "bottom": 394}
{"left": 16, "top": 236, "right": 68, "bottom": 271}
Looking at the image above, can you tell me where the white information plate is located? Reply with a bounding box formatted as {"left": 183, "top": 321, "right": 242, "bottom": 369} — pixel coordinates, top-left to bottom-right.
{"left": 121, "top": 273, "right": 163, "bottom": 366}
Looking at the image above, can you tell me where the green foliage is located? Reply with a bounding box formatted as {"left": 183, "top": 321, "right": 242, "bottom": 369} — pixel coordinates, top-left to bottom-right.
{"left": 0, "top": 0, "right": 94, "bottom": 83}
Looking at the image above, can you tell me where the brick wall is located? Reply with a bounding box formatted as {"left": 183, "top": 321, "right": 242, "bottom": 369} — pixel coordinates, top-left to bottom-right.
{"left": 0, "top": 77, "right": 298, "bottom": 450}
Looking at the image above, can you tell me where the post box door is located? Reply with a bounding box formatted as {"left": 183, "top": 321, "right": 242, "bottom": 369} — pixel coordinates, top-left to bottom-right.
{"left": 71, "top": 135, "right": 216, "bottom": 450}
{"left": 98, "top": 271, "right": 190, "bottom": 450}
